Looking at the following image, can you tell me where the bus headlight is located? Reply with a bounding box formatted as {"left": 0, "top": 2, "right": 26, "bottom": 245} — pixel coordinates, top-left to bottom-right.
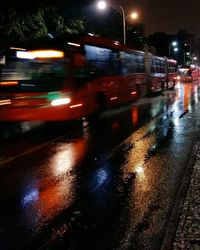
{"left": 51, "top": 97, "right": 71, "bottom": 106}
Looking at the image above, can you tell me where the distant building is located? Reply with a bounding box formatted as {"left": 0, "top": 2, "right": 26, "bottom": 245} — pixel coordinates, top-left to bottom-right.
{"left": 126, "top": 23, "right": 145, "bottom": 49}
{"left": 146, "top": 30, "right": 200, "bottom": 66}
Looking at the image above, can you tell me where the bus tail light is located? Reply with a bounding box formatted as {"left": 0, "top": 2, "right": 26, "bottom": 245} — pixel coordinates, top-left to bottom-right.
{"left": 51, "top": 98, "right": 71, "bottom": 106}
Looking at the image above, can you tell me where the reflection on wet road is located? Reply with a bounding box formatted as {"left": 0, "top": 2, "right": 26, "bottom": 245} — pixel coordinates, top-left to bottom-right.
{"left": 1, "top": 82, "right": 200, "bottom": 249}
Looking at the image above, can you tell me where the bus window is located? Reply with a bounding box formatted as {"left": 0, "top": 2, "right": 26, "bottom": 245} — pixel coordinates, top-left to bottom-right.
{"left": 110, "top": 51, "right": 120, "bottom": 75}
{"left": 136, "top": 53, "right": 145, "bottom": 73}
{"left": 155, "top": 59, "right": 161, "bottom": 73}
{"left": 0, "top": 56, "right": 69, "bottom": 92}
{"left": 119, "top": 51, "right": 143, "bottom": 75}
{"left": 84, "top": 45, "right": 113, "bottom": 78}
{"left": 150, "top": 58, "right": 156, "bottom": 73}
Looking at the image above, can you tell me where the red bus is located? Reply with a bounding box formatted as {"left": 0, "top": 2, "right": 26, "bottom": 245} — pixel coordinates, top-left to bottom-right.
{"left": 166, "top": 58, "right": 177, "bottom": 89}
{"left": 191, "top": 65, "right": 200, "bottom": 82}
{"left": 176, "top": 66, "right": 192, "bottom": 82}
{"left": 0, "top": 35, "right": 177, "bottom": 121}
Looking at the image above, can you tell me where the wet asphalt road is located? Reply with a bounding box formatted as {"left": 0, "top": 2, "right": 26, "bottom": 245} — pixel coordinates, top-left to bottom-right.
{"left": 1, "top": 82, "right": 200, "bottom": 250}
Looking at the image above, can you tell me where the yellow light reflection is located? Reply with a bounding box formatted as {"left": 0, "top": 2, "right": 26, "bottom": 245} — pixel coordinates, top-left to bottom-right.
{"left": 122, "top": 123, "right": 159, "bottom": 194}
{"left": 183, "top": 83, "right": 191, "bottom": 111}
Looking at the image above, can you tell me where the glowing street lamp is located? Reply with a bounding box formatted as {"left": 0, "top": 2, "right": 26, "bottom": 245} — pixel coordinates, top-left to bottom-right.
{"left": 130, "top": 12, "right": 138, "bottom": 20}
{"left": 169, "top": 41, "right": 178, "bottom": 57}
{"left": 97, "top": 1, "right": 138, "bottom": 45}
{"left": 174, "top": 47, "right": 178, "bottom": 52}
{"left": 97, "top": 1, "right": 106, "bottom": 10}
{"left": 172, "top": 41, "right": 177, "bottom": 47}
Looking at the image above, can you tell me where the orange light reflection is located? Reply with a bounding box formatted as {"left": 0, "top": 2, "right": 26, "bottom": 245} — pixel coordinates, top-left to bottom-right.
{"left": 21, "top": 137, "right": 88, "bottom": 229}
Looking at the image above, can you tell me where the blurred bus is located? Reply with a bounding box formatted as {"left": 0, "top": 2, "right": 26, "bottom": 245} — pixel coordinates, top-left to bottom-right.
{"left": 191, "top": 65, "right": 200, "bottom": 82}
{"left": 0, "top": 35, "right": 177, "bottom": 121}
{"left": 176, "top": 66, "right": 192, "bottom": 82}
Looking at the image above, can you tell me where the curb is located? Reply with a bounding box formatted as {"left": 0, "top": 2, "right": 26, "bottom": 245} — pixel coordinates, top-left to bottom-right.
{"left": 161, "top": 141, "right": 199, "bottom": 250}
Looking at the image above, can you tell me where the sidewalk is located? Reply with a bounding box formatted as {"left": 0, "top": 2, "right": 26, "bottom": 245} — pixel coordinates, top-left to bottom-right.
{"left": 172, "top": 144, "right": 200, "bottom": 250}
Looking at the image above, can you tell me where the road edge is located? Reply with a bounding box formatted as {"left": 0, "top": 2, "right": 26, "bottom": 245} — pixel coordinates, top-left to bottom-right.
{"left": 160, "top": 140, "right": 199, "bottom": 250}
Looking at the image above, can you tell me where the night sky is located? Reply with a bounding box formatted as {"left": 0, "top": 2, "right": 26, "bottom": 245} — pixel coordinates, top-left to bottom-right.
{"left": 117, "top": 0, "right": 200, "bottom": 37}
{"left": 2, "top": 0, "right": 200, "bottom": 38}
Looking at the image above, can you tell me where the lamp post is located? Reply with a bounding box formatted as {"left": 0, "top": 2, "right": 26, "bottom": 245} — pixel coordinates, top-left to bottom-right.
{"left": 97, "top": 1, "right": 138, "bottom": 45}
{"left": 119, "top": 5, "right": 126, "bottom": 45}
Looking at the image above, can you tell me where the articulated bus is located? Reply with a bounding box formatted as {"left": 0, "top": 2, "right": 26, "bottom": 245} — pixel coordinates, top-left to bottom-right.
{"left": 0, "top": 35, "right": 177, "bottom": 121}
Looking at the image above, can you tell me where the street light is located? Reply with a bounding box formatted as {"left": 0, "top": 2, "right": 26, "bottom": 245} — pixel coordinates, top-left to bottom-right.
{"left": 97, "top": 1, "right": 106, "bottom": 10}
{"left": 97, "top": 1, "right": 138, "bottom": 45}
{"left": 169, "top": 41, "right": 178, "bottom": 57}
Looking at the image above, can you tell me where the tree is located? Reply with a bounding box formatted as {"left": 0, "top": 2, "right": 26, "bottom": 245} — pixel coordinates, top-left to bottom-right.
{"left": 0, "top": 8, "right": 47, "bottom": 46}
{"left": 44, "top": 7, "right": 86, "bottom": 36}
{"left": 0, "top": 4, "right": 87, "bottom": 48}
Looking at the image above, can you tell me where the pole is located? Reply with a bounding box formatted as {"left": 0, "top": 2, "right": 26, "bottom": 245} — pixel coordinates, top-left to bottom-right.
{"left": 119, "top": 5, "right": 126, "bottom": 45}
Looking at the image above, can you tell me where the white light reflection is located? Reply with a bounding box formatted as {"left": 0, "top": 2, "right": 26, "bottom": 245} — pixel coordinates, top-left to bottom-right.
{"left": 194, "top": 86, "right": 198, "bottom": 103}
{"left": 52, "top": 139, "right": 87, "bottom": 177}
{"left": 90, "top": 166, "right": 110, "bottom": 191}
{"left": 22, "top": 188, "right": 39, "bottom": 207}
{"left": 149, "top": 124, "right": 156, "bottom": 133}
{"left": 134, "top": 164, "right": 148, "bottom": 191}
{"left": 96, "top": 168, "right": 109, "bottom": 187}
{"left": 151, "top": 103, "right": 162, "bottom": 117}
{"left": 52, "top": 144, "right": 76, "bottom": 176}
{"left": 135, "top": 166, "right": 144, "bottom": 175}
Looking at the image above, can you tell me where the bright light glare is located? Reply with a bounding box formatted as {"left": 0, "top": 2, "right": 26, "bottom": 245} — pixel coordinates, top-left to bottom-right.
{"left": 16, "top": 51, "right": 36, "bottom": 59}
{"left": 131, "top": 12, "right": 138, "bottom": 19}
{"left": 136, "top": 166, "right": 144, "bottom": 174}
{"left": 97, "top": 1, "right": 107, "bottom": 10}
{"left": 30, "top": 50, "right": 64, "bottom": 58}
{"left": 172, "top": 41, "right": 177, "bottom": 46}
{"left": 174, "top": 48, "right": 178, "bottom": 52}
{"left": 51, "top": 98, "right": 71, "bottom": 106}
